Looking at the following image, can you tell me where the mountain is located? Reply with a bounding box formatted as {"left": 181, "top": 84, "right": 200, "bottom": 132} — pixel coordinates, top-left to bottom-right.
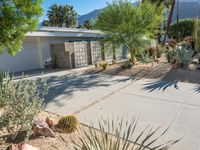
{"left": 78, "top": 9, "right": 103, "bottom": 25}
{"left": 78, "top": 1, "right": 200, "bottom": 25}
{"left": 172, "top": 2, "right": 200, "bottom": 22}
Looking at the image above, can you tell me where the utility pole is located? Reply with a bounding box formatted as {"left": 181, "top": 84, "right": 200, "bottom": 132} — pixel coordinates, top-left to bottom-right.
{"left": 176, "top": 0, "right": 179, "bottom": 42}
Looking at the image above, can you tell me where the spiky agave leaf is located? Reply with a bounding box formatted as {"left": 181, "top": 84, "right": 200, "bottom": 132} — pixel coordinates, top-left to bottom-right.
{"left": 72, "top": 117, "right": 180, "bottom": 150}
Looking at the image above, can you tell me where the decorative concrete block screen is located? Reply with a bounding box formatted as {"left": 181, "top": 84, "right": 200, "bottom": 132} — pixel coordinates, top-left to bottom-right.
{"left": 90, "top": 41, "right": 102, "bottom": 64}
{"left": 104, "top": 43, "right": 113, "bottom": 62}
{"left": 116, "top": 45, "right": 128, "bottom": 61}
{"left": 74, "top": 41, "right": 88, "bottom": 68}
{"left": 50, "top": 43, "right": 71, "bottom": 69}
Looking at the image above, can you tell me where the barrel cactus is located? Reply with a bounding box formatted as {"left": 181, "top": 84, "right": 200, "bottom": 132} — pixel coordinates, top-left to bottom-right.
{"left": 57, "top": 115, "right": 78, "bottom": 133}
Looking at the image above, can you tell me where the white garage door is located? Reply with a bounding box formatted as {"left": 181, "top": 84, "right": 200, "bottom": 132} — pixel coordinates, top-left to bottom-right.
{"left": 0, "top": 42, "right": 41, "bottom": 72}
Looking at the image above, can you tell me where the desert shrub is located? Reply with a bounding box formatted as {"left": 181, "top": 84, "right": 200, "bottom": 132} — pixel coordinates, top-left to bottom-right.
{"left": 73, "top": 117, "right": 180, "bottom": 150}
{"left": 156, "top": 45, "right": 166, "bottom": 58}
{"left": 99, "top": 61, "right": 108, "bottom": 70}
{"left": 0, "top": 71, "right": 13, "bottom": 107}
{"left": 121, "top": 60, "right": 132, "bottom": 69}
{"left": 166, "top": 50, "right": 177, "bottom": 64}
{"left": 0, "top": 74, "right": 48, "bottom": 140}
{"left": 57, "top": 115, "right": 78, "bottom": 134}
{"left": 176, "top": 47, "right": 193, "bottom": 68}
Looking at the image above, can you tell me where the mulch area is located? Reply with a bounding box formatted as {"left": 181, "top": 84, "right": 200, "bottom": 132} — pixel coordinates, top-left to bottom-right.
{"left": 83, "top": 61, "right": 200, "bottom": 84}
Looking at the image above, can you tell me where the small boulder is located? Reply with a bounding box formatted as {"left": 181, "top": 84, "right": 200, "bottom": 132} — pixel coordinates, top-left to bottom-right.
{"left": 32, "top": 118, "right": 55, "bottom": 138}
{"left": 6, "top": 143, "right": 38, "bottom": 150}
{"left": 46, "top": 117, "right": 54, "bottom": 128}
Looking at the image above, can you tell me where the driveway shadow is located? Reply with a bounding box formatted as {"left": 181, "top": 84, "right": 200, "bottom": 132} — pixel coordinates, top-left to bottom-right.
{"left": 143, "top": 67, "right": 200, "bottom": 93}
{"left": 143, "top": 80, "right": 179, "bottom": 92}
{"left": 44, "top": 73, "right": 133, "bottom": 107}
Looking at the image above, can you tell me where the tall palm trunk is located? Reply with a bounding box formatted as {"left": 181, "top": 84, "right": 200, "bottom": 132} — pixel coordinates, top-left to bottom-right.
{"left": 163, "top": 0, "right": 176, "bottom": 44}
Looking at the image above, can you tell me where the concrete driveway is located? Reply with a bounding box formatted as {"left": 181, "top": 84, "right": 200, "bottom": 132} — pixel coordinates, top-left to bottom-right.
{"left": 41, "top": 70, "right": 200, "bottom": 150}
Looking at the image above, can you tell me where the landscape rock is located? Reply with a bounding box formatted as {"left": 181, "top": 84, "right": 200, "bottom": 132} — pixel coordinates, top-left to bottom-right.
{"left": 46, "top": 117, "right": 54, "bottom": 128}
{"left": 32, "top": 118, "right": 55, "bottom": 138}
{"left": 6, "top": 143, "right": 38, "bottom": 150}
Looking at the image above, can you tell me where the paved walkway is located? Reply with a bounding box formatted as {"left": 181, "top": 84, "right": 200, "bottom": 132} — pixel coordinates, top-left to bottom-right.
{"left": 41, "top": 70, "right": 200, "bottom": 150}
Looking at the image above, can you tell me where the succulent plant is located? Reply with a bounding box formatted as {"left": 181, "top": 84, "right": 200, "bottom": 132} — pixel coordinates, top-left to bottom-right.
{"left": 57, "top": 115, "right": 79, "bottom": 134}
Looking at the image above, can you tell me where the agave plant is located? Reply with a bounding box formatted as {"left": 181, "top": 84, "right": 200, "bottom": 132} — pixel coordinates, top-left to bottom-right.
{"left": 73, "top": 117, "right": 180, "bottom": 150}
{"left": 176, "top": 47, "right": 193, "bottom": 68}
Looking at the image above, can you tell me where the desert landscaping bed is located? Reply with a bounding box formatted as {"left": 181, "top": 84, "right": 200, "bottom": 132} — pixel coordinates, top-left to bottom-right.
{"left": 83, "top": 60, "right": 200, "bottom": 84}
{"left": 0, "top": 111, "right": 145, "bottom": 150}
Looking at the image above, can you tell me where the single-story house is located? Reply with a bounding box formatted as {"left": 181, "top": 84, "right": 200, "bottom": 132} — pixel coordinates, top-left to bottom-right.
{"left": 0, "top": 27, "right": 105, "bottom": 73}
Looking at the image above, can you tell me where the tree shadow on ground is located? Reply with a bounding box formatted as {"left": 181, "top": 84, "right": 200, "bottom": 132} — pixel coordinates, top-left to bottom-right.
{"left": 194, "top": 83, "right": 200, "bottom": 93}
{"left": 143, "top": 67, "right": 200, "bottom": 93}
{"left": 143, "top": 80, "right": 179, "bottom": 92}
{"left": 44, "top": 73, "right": 133, "bottom": 107}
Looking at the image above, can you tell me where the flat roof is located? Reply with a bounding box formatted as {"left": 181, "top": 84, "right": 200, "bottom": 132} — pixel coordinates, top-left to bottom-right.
{"left": 26, "top": 27, "right": 105, "bottom": 38}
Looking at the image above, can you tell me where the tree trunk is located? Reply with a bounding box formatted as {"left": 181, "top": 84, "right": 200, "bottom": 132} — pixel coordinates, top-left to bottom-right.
{"left": 130, "top": 51, "right": 136, "bottom": 65}
{"left": 163, "top": 0, "right": 176, "bottom": 44}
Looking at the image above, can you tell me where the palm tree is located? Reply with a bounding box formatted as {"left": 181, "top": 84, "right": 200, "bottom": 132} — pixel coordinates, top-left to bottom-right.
{"left": 83, "top": 19, "right": 94, "bottom": 29}
{"left": 47, "top": 4, "right": 62, "bottom": 27}
{"left": 62, "top": 5, "right": 78, "bottom": 27}
{"left": 43, "top": 4, "right": 78, "bottom": 27}
{"left": 163, "top": 0, "right": 176, "bottom": 43}
{"left": 142, "top": 0, "right": 176, "bottom": 44}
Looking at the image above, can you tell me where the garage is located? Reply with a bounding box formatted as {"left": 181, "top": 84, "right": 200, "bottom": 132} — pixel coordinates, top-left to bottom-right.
{"left": 0, "top": 41, "right": 41, "bottom": 73}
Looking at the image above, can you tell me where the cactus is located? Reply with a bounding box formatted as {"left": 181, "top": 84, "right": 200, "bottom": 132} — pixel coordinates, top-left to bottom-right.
{"left": 57, "top": 115, "right": 78, "bottom": 133}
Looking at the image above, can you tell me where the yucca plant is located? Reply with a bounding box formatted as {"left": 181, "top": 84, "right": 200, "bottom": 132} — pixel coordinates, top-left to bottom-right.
{"left": 73, "top": 117, "right": 180, "bottom": 150}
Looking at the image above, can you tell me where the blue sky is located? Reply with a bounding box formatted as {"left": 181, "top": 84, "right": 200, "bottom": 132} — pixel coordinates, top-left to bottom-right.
{"left": 41, "top": 0, "right": 136, "bottom": 20}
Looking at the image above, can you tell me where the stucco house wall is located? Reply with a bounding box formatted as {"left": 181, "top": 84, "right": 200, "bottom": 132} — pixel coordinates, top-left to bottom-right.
{"left": 0, "top": 27, "right": 104, "bottom": 72}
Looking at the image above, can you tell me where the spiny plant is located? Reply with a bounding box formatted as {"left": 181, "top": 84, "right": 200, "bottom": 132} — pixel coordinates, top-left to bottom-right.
{"left": 0, "top": 73, "right": 48, "bottom": 140}
{"left": 57, "top": 115, "right": 79, "bottom": 134}
{"left": 176, "top": 47, "right": 193, "bottom": 68}
{"left": 73, "top": 117, "right": 180, "bottom": 150}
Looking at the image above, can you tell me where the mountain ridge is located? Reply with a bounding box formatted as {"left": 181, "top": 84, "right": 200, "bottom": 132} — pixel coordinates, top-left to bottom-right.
{"left": 78, "top": 1, "right": 200, "bottom": 25}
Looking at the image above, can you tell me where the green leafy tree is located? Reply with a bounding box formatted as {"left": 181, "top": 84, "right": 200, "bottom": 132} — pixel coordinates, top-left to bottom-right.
{"left": 169, "top": 19, "right": 195, "bottom": 40}
{"left": 0, "top": 0, "right": 43, "bottom": 55}
{"left": 96, "top": 0, "right": 164, "bottom": 64}
{"left": 43, "top": 4, "right": 78, "bottom": 27}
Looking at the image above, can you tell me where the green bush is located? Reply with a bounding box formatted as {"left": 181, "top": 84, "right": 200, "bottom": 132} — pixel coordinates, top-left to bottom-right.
{"left": 169, "top": 19, "right": 195, "bottom": 40}
{"left": 57, "top": 115, "right": 79, "bottom": 134}
{"left": 121, "top": 60, "right": 133, "bottom": 69}
{"left": 0, "top": 73, "right": 48, "bottom": 140}
{"left": 73, "top": 117, "right": 180, "bottom": 150}
{"left": 99, "top": 61, "right": 108, "bottom": 70}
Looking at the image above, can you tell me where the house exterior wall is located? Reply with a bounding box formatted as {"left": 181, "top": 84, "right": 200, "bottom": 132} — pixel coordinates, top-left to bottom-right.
{"left": 0, "top": 36, "right": 100, "bottom": 72}
{"left": 0, "top": 37, "right": 42, "bottom": 72}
